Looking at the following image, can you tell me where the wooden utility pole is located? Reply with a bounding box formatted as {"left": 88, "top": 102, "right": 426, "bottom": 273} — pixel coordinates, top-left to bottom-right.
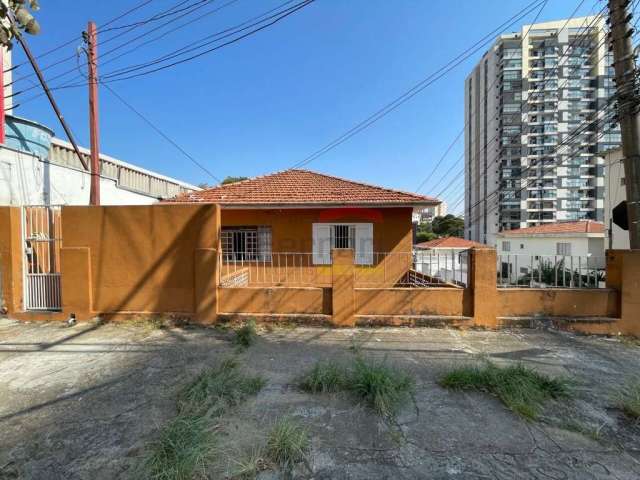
{"left": 86, "top": 21, "right": 100, "bottom": 205}
{"left": 608, "top": 0, "right": 640, "bottom": 248}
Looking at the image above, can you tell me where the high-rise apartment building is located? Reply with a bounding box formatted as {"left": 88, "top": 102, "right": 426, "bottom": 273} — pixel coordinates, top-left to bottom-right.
{"left": 464, "top": 17, "right": 620, "bottom": 245}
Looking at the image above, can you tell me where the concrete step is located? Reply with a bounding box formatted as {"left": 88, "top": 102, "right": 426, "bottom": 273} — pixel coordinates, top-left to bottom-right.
{"left": 355, "top": 315, "right": 473, "bottom": 328}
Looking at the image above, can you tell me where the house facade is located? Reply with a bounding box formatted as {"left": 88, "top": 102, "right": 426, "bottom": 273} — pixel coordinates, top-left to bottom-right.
{"left": 172, "top": 169, "right": 441, "bottom": 287}
{"left": 414, "top": 237, "right": 487, "bottom": 285}
{"left": 495, "top": 220, "right": 605, "bottom": 286}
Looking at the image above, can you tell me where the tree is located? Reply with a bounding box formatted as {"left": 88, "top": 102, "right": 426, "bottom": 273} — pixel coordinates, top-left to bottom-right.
{"left": 0, "top": 1, "right": 41, "bottom": 46}
{"left": 431, "top": 214, "right": 464, "bottom": 238}
{"left": 415, "top": 222, "right": 437, "bottom": 243}
{"left": 221, "top": 176, "right": 248, "bottom": 185}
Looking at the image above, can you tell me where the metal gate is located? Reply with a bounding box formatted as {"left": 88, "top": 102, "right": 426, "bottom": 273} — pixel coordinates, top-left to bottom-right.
{"left": 22, "top": 206, "right": 62, "bottom": 311}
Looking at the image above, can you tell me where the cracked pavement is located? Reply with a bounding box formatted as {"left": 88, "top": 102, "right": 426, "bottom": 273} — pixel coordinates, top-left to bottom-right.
{"left": 0, "top": 318, "right": 639, "bottom": 479}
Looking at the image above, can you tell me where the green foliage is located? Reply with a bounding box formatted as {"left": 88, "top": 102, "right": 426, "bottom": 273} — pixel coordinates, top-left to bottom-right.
{"left": 300, "top": 357, "right": 415, "bottom": 418}
{"left": 298, "top": 360, "right": 347, "bottom": 393}
{"left": 439, "top": 362, "right": 571, "bottom": 420}
{"left": 143, "top": 360, "right": 265, "bottom": 478}
{"left": 143, "top": 414, "right": 218, "bottom": 480}
{"left": 234, "top": 319, "right": 257, "bottom": 348}
{"left": 221, "top": 176, "right": 248, "bottom": 185}
{"left": 349, "top": 357, "right": 415, "bottom": 418}
{"left": 515, "top": 259, "right": 604, "bottom": 287}
{"left": 0, "top": 1, "right": 40, "bottom": 45}
{"left": 431, "top": 214, "right": 464, "bottom": 238}
{"left": 177, "top": 358, "right": 265, "bottom": 417}
{"left": 266, "top": 417, "right": 310, "bottom": 469}
{"left": 615, "top": 380, "right": 640, "bottom": 420}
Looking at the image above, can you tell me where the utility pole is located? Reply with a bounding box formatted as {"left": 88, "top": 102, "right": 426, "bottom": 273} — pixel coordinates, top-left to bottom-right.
{"left": 608, "top": 0, "right": 640, "bottom": 248}
{"left": 6, "top": 14, "right": 88, "bottom": 171}
{"left": 85, "top": 21, "right": 100, "bottom": 205}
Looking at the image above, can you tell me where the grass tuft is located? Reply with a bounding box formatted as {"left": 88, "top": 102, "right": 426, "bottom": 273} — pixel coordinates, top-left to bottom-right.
{"left": 266, "top": 417, "right": 309, "bottom": 469}
{"left": 615, "top": 381, "right": 640, "bottom": 420}
{"left": 143, "top": 359, "right": 265, "bottom": 479}
{"left": 298, "top": 360, "right": 347, "bottom": 393}
{"left": 234, "top": 319, "right": 258, "bottom": 348}
{"left": 143, "top": 414, "right": 218, "bottom": 480}
{"left": 177, "top": 358, "right": 265, "bottom": 417}
{"left": 299, "top": 357, "right": 415, "bottom": 417}
{"left": 439, "top": 362, "right": 570, "bottom": 420}
{"left": 349, "top": 357, "right": 415, "bottom": 418}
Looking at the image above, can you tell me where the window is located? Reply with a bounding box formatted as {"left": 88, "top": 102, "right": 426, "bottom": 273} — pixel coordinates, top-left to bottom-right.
{"left": 312, "top": 223, "right": 373, "bottom": 265}
{"left": 221, "top": 226, "right": 271, "bottom": 262}
{"left": 502, "top": 241, "right": 511, "bottom": 252}
{"left": 520, "top": 244, "right": 524, "bottom": 249}
{"left": 556, "top": 242, "right": 572, "bottom": 256}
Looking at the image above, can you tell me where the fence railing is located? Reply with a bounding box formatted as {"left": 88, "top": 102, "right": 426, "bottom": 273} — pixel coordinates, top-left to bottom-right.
{"left": 218, "top": 251, "right": 467, "bottom": 288}
{"left": 497, "top": 254, "right": 606, "bottom": 288}
{"left": 219, "top": 252, "right": 332, "bottom": 287}
{"left": 355, "top": 251, "right": 467, "bottom": 287}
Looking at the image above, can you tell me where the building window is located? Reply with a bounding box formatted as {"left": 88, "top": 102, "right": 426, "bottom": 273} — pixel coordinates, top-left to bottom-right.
{"left": 502, "top": 241, "right": 511, "bottom": 252}
{"left": 221, "top": 226, "right": 271, "bottom": 262}
{"left": 520, "top": 244, "right": 524, "bottom": 249}
{"left": 556, "top": 242, "right": 572, "bottom": 256}
{"left": 312, "top": 223, "right": 373, "bottom": 265}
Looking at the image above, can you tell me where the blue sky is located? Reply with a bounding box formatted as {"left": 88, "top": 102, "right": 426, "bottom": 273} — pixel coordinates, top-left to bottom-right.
{"left": 12, "top": 0, "right": 595, "bottom": 212}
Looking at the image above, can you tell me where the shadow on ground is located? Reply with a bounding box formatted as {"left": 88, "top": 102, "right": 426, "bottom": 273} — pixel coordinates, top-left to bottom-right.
{"left": 0, "top": 318, "right": 639, "bottom": 479}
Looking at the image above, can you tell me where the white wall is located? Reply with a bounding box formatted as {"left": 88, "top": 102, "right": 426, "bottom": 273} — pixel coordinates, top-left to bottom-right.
{"left": 495, "top": 235, "right": 603, "bottom": 258}
{"left": 0, "top": 146, "right": 162, "bottom": 206}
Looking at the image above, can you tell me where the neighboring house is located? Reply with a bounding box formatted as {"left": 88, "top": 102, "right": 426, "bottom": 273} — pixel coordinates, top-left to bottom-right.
{"left": 495, "top": 220, "right": 606, "bottom": 286}
{"left": 602, "top": 147, "right": 629, "bottom": 249}
{"left": 411, "top": 201, "right": 447, "bottom": 224}
{"left": 414, "top": 237, "right": 487, "bottom": 285}
{"left": 171, "top": 169, "right": 441, "bottom": 285}
{"left": 0, "top": 115, "right": 199, "bottom": 206}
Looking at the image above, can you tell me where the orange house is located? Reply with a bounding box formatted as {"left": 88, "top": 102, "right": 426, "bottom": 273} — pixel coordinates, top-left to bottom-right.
{"left": 172, "top": 169, "right": 440, "bottom": 287}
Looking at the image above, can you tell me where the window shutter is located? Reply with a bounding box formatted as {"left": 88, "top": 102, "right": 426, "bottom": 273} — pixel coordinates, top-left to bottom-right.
{"left": 312, "top": 224, "right": 331, "bottom": 264}
{"left": 355, "top": 223, "right": 373, "bottom": 265}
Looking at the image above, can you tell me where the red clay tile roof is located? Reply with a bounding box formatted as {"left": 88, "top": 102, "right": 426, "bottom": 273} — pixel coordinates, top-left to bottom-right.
{"left": 415, "top": 237, "right": 488, "bottom": 249}
{"left": 169, "top": 169, "right": 440, "bottom": 207}
{"left": 501, "top": 221, "right": 605, "bottom": 236}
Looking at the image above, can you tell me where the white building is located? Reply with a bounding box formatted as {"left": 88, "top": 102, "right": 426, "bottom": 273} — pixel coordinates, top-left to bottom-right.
{"left": 495, "top": 220, "right": 605, "bottom": 287}
{"left": 412, "top": 202, "right": 447, "bottom": 224}
{"left": 414, "top": 236, "right": 487, "bottom": 285}
{"left": 464, "top": 17, "right": 617, "bottom": 246}
{"left": 602, "top": 147, "right": 629, "bottom": 249}
{"left": 0, "top": 115, "right": 199, "bottom": 206}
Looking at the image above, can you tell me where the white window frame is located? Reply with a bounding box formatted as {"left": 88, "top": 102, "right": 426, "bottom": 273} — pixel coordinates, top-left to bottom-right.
{"left": 502, "top": 241, "right": 511, "bottom": 252}
{"left": 312, "top": 223, "right": 373, "bottom": 265}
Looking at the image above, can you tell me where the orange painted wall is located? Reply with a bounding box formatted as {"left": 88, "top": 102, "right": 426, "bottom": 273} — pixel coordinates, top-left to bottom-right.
{"left": 355, "top": 287, "right": 469, "bottom": 316}
{"left": 62, "top": 204, "right": 219, "bottom": 316}
{"left": 219, "top": 287, "right": 329, "bottom": 314}
{"left": 0, "top": 207, "right": 23, "bottom": 314}
{"left": 498, "top": 289, "right": 618, "bottom": 317}
{"left": 221, "top": 207, "right": 413, "bottom": 287}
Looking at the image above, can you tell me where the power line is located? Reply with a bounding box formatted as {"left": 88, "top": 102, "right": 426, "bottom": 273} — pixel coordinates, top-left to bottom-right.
{"left": 10, "top": 0, "right": 249, "bottom": 101}
{"left": 414, "top": 129, "right": 464, "bottom": 193}
{"left": 412, "top": 0, "right": 551, "bottom": 196}
{"left": 100, "top": 81, "right": 222, "bottom": 184}
{"left": 100, "top": 0, "right": 315, "bottom": 82}
{"left": 7, "top": 0, "right": 158, "bottom": 75}
{"left": 288, "top": 0, "right": 548, "bottom": 171}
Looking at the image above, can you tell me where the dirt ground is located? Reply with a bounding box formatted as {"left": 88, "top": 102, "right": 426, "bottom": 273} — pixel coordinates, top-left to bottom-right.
{"left": 1, "top": 318, "right": 639, "bottom": 480}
